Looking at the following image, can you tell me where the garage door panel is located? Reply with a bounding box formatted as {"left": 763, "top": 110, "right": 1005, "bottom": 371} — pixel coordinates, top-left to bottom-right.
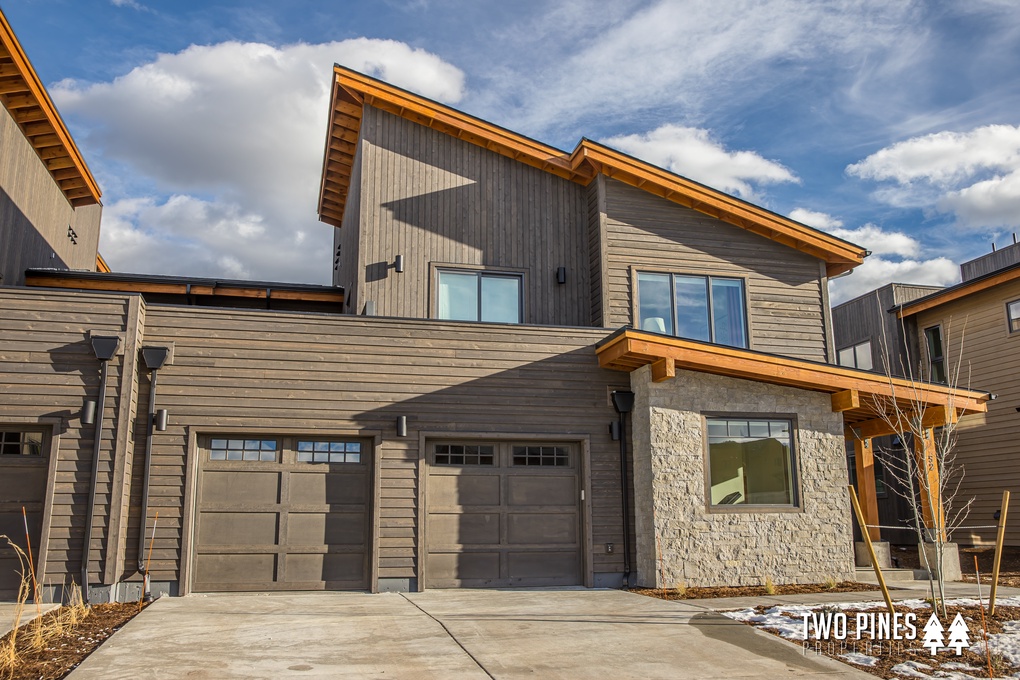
{"left": 507, "top": 513, "right": 577, "bottom": 545}
{"left": 428, "top": 552, "right": 500, "bottom": 582}
{"left": 198, "top": 512, "right": 277, "bottom": 545}
{"left": 428, "top": 512, "right": 500, "bottom": 546}
{"left": 288, "top": 512, "right": 367, "bottom": 545}
{"left": 202, "top": 471, "right": 278, "bottom": 504}
{"left": 508, "top": 551, "right": 579, "bottom": 581}
{"left": 507, "top": 476, "right": 575, "bottom": 506}
{"left": 0, "top": 467, "right": 47, "bottom": 499}
{"left": 290, "top": 471, "right": 368, "bottom": 505}
{"left": 0, "top": 431, "right": 48, "bottom": 600}
{"left": 195, "top": 553, "right": 276, "bottom": 584}
{"left": 429, "top": 474, "right": 499, "bottom": 507}
{"left": 286, "top": 552, "right": 365, "bottom": 583}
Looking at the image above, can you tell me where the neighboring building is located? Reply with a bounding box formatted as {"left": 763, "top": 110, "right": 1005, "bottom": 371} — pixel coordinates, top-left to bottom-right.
{"left": 834, "top": 243, "right": 1020, "bottom": 547}
{"left": 0, "top": 12, "right": 988, "bottom": 601}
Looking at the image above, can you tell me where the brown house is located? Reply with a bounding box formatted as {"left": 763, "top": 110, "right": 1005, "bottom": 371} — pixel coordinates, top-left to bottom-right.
{"left": 835, "top": 243, "right": 1020, "bottom": 547}
{"left": 0, "top": 12, "right": 989, "bottom": 602}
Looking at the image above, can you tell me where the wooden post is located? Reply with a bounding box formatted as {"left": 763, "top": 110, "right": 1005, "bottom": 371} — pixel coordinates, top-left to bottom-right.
{"left": 849, "top": 485, "right": 895, "bottom": 615}
{"left": 990, "top": 490, "right": 1010, "bottom": 616}
{"left": 913, "top": 428, "right": 945, "bottom": 541}
{"left": 853, "top": 437, "right": 881, "bottom": 541}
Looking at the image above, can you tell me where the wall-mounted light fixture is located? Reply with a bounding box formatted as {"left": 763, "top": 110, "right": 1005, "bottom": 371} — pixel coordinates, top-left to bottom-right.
{"left": 155, "top": 409, "right": 169, "bottom": 432}
{"left": 395, "top": 255, "right": 405, "bottom": 273}
{"left": 396, "top": 415, "right": 408, "bottom": 437}
{"left": 81, "top": 399, "right": 97, "bottom": 425}
{"left": 556, "top": 267, "right": 567, "bottom": 285}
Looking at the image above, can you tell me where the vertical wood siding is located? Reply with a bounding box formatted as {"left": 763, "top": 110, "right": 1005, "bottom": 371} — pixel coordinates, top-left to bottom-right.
{"left": 586, "top": 178, "right": 607, "bottom": 327}
{"left": 915, "top": 280, "right": 1020, "bottom": 546}
{"left": 0, "top": 289, "right": 133, "bottom": 588}
{"left": 600, "top": 179, "right": 829, "bottom": 361}
{"left": 132, "top": 305, "right": 630, "bottom": 585}
{"left": 332, "top": 139, "right": 363, "bottom": 313}
{"left": 0, "top": 107, "right": 101, "bottom": 285}
{"left": 355, "top": 106, "right": 592, "bottom": 326}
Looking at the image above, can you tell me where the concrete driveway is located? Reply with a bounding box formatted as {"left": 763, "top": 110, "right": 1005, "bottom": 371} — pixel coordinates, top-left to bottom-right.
{"left": 68, "top": 589, "right": 869, "bottom": 679}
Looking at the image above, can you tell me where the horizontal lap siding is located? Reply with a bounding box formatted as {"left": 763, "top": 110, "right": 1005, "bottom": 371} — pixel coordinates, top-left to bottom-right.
{"left": 916, "top": 281, "right": 1020, "bottom": 545}
{"left": 0, "top": 290, "right": 132, "bottom": 588}
{"left": 601, "top": 179, "right": 828, "bottom": 361}
{"left": 140, "top": 306, "right": 630, "bottom": 584}
{"left": 358, "top": 107, "right": 592, "bottom": 326}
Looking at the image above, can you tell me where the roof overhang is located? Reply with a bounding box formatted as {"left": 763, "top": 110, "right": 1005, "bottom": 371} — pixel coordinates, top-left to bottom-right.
{"left": 0, "top": 11, "right": 101, "bottom": 207}
{"left": 596, "top": 329, "right": 990, "bottom": 438}
{"left": 897, "top": 262, "right": 1020, "bottom": 318}
{"left": 25, "top": 269, "right": 345, "bottom": 305}
{"left": 317, "top": 66, "right": 866, "bottom": 277}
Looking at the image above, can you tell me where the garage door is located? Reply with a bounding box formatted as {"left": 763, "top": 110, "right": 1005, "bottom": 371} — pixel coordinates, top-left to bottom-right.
{"left": 193, "top": 436, "right": 370, "bottom": 592}
{"left": 425, "top": 441, "right": 581, "bottom": 588}
{"left": 0, "top": 430, "right": 47, "bottom": 601}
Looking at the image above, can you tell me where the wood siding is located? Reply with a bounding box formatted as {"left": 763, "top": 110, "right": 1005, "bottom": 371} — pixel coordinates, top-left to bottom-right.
{"left": 354, "top": 106, "right": 592, "bottom": 326}
{"left": 0, "top": 288, "right": 134, "bottom": 588}
{"left": 915, "top": 280, "right": 1020, "bottom": 546}
{"left": 0, "top": 105, "right": 101, "bottom": 285}
{"left": 586, "top": 177, "right": 608, "bottom": 327}
{"left": 600, "top": 178, "right": 829, "bottom": 361}
{"left": 129, "top": 302, "right": 630, "bottom": 585}
{"left": 332, "top": 138, "right": 363, "bottom": 312}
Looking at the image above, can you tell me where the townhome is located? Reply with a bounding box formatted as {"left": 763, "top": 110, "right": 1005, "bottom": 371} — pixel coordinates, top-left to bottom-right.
{"left": 0, "top": 11, "right": 989, "bottom": 601}
{"left": 836, "top": 243, "right": 1020, "bottom": 548}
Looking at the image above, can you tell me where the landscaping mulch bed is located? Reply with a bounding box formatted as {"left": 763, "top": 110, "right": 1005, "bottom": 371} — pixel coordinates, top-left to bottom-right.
{"left": 2, "top": 602, "right": 146, "bottom": 680}
{"left": 631, "top": 580, "right": 880, "bottom": 600}
{"left": 893, "top": 544, "right": 1020, "bottom": 588}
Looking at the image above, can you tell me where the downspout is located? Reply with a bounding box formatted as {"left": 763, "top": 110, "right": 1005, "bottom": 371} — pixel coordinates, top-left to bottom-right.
{"left": 82, "top": 335, "right": 121, "bottom": 603}
{"left": 138, "top": 347, "right": 170, "bottom": 600}
{"left": 611, "top": 390, "right": 636, "bottom": 587}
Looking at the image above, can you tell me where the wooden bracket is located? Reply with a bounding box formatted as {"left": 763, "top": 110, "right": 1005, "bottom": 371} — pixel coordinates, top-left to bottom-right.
{"left": 831, "top": 389, "right": 860, "bottom": 413}
{"left": 651, "top": 357, "right": 676, "bottom": 383}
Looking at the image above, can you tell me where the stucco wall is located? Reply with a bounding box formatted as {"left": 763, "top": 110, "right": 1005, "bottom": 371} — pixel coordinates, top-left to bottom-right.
{"left": 630, "top": 365, "right": 854, "bottom": 587}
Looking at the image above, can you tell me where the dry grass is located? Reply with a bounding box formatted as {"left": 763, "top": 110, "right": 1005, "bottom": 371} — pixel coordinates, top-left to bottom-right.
{"left": 763, "top": 576, "right": 777, "bottom": 595}
{"left": 0, "top": 537, "right": 90, "bottom": 679}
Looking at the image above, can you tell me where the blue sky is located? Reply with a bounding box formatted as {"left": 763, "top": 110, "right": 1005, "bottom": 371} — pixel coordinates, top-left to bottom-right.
{"left": 5, "top": 0, "right": 1020, "bottom": 302}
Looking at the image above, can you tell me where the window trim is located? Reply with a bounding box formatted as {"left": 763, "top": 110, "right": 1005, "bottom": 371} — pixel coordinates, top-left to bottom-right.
{"left": 633, "top": 268, "right": 751, "bottom": 348}
{"left": 923, "top": 324, "right": 947, "bottom": 384}
{"left": 430, "top": 263, "right": 527, "bottom": 324}
{"left": 701, "top": 413, "right": 802, "bottom": 514}
{"left": 1007, "top": 298, "right": 1020, "bottom": 335}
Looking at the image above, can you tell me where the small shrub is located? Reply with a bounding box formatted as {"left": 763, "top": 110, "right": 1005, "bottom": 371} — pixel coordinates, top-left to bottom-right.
{"left": 674, "top": 581, "right": 687, "bottom": 599}
{"left": 824, "top": 576, "right": 838, "bottom": 591}
{"left": 763, "top": 576, "right": 777, "bottom": 595}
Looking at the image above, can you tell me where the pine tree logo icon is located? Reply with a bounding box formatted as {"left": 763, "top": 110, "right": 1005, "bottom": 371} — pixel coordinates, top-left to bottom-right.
{"left": 947, "top": 613, "right": 971, "bottom": 655}
{"left": 922, "top": 613, "right": 945, "bottom": 655}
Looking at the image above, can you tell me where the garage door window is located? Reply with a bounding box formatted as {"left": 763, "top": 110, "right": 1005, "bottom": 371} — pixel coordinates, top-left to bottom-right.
{"left": 434, "top": 444, "right": 494, "bottom": 466}
{"left": 297, "top": 440, "right": 362, "bottom": 463}
{"left": 208, "top": 438, "right": 277, "bottom": 461}
{"left": 512, "top": 445, "right": 569, "bottom": 467}
{"left": 0, "top": 431, "right": 42, "bottom": 456}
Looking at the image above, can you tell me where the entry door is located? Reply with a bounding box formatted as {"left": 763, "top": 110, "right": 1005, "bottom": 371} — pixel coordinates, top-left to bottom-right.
{"left": 0, "top": 430, "right": 47, "bottom": 600}
{"left": 193, "top": 436, "right": 370, "bottom": 592}
{"left": 425, "top": 441, "right": 581, "bottom": 588}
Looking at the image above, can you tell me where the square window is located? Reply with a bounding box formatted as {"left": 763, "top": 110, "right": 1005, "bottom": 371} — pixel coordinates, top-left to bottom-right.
{"left": 707, "top": 417, "right": 796, "bottom": 507}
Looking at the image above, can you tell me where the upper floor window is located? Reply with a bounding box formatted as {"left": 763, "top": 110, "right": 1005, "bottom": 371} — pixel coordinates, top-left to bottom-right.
{"left": 837, "top": 340, "right": 873, "bottom": 370}
{"left": 1008, "top": 299, "right": 1020, "bottom": 333}
{"left": 437, "top": 270, "right": 521, "bottom": 323}
{"left": 923, "top": 325, "right": 946, "bottom": 384}
{"left": 637, "top": 272, "right": 747, "bottom": 348}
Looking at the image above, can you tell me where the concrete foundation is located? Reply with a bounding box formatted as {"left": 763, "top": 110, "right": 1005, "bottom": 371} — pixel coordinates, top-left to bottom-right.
{"left": 918, "top": 542, "right": 962, "bottom": 582}
{"left": 854, "top": 541, "right": 892, "bottom": 568}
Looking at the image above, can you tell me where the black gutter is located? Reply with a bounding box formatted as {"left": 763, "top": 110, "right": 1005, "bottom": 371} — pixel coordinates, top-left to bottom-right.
{"left": 137, "top": 347, "right": 170, "bottom": 598}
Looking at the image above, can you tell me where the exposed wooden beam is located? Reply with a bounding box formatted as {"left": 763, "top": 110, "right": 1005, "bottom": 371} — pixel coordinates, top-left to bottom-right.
{"left": 853, "top": 438, "right": 881, "bottom": 541}
{"left": 650, "top": 357, "right": 675, "bottom": 383}
{"left": 831, "top": 389, "right": 860, "bottom": 412}
{"left": 844, "top": 405, "right": 959, "bottom": 440}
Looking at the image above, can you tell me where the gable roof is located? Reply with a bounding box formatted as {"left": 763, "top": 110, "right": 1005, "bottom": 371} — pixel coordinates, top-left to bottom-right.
{"left": 896, "top": 261, "right": 1020, "bottom": 318}
{"left": 318, "top": 65, "right": 866, "bottom": 277}
{"left": 0, "top": 10, "right": 101, "bottom": 207}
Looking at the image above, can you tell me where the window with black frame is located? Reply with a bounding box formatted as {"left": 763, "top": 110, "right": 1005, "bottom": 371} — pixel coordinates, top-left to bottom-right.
{"left": 637, "top": 272, "right": 747, "bottom": 348}
{"left": 437, "top": 270, "right": 521, "bottom": 323}
{"left": 706, "top": 418, "right": 796, "bottom": 507}
{"left": 923, "top": 325, "right": 946, "bottom": 383}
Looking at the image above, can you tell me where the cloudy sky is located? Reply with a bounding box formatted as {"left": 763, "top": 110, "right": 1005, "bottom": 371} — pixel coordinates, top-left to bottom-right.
{"left": 6, "top": 0, "right": 1020, "bottom": 303}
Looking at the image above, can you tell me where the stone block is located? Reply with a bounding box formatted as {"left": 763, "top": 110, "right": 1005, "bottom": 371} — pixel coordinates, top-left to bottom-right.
{"left": 854, "top": 541, "right": 891, "bottom": 568}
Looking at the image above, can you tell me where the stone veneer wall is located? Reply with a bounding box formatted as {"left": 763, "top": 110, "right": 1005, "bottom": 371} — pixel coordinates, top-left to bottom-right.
{"left": 630, "top": 365, "right": 854, "bottom": 587}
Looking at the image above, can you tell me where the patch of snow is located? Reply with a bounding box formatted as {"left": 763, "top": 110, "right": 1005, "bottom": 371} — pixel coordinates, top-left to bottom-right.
{"left": 941, "top": 661, "right": 981, "bottom": 671}
{"left": 891, "top": 660, "right": 932, "bottom": 677}
{"left": 840, "top": 652, "right": 879, "bottom": 666}
{"left": 723, "top": 605, "right": 807, "bottom": 640}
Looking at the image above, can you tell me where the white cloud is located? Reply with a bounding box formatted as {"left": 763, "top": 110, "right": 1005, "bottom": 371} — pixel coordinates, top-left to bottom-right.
{"left": 602, "top": 124, "right": 797, "bottom": 199}
{"left": 789, "top": 208, "right": 843, "bottom": 230}
{"left": 829, "top": 256, "right": 958, "bottom": 305}
{"left": 847, "top": 124, "right": 1020, "bottom": 229}
{"left": 52, "top": 39, "right": 465, "bottom": 283}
